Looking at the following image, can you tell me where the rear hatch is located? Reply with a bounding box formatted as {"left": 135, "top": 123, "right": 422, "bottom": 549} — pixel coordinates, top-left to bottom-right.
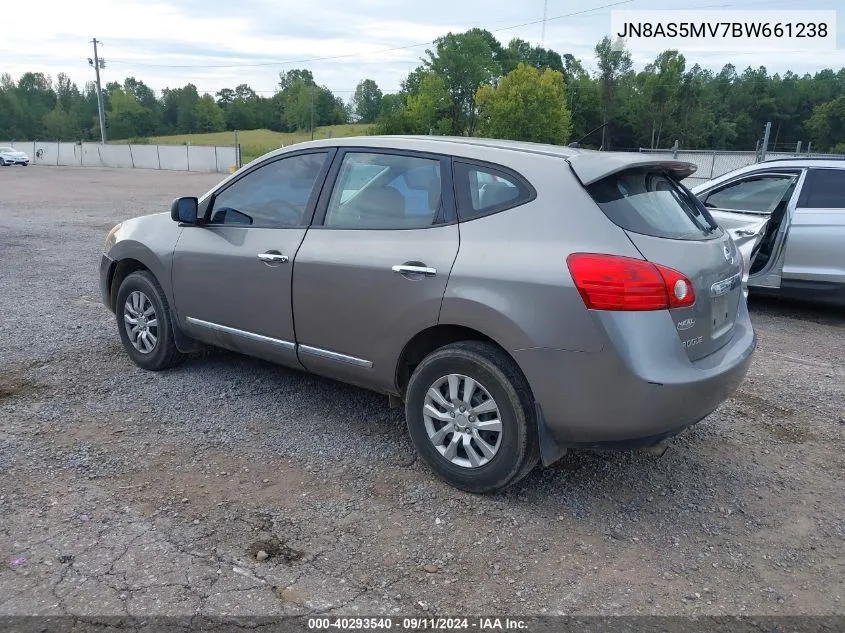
{"left": 574, "top": 162, "right": 743, "bottom": 361}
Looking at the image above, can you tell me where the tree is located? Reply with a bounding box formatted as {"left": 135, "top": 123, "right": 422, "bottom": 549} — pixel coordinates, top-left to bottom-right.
{"left": 594, "top": 36, "right": 632, "bottom": 149}
{"left": 176, "top": 84, "right": 200, "bottom": 133}
{"left": 475, "top": 64, "right": 572, "bottom": 145}
{"left": 642, "top": 50, "right": 685, "bottom": 148}
{"left": 107, "top": 87, "right": 147, "bottom": 139}
{"left": 352, "top": 79, "right": 383, "bottom": 123}
{"left": 806, "top": 96, "right": 845, "bottom": 151}
{"left": 42, "top": 103, "right": 78, "bottom": 139}
{"left": 423, "top": 30, "right": 500, "bottom": 135}
{"left": 279, "top": 69, "right": 315, "bottom": 92}
{"left": 216, "top": 88, "right": 235, "bottom": 109}
{"left": 194, "top": 94, "right": 225, "bottom": 132}
{"left": 226, "top": 98, "right": 257, "bottom": 130}
{"left": 502, "top": 38, "right": 563, "bottom": 75}
{"left": 15, "top": 72, "right": 56, "bottom": 138}
{"left": 405, "top": 73, "right": 451, "bottom": 134}
{"left": 373, "top": 93, "right": 413, "bottom": 134}
{"left": 562, "top": 54, "right": 602, "bottom": 146}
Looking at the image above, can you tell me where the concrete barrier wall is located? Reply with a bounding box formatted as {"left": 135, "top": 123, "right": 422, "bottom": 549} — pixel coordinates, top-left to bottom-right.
{"left": 128, "top": 145, "right": 159, "bottom": 170}
{"left": 157, "top": 145, "right": 189, "bottom": 171}
{"left": 1, "top": 140, "right": 236, "bottom": 173}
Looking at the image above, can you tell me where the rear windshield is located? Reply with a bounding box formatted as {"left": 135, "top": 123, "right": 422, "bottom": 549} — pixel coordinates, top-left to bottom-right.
{"left": 586, "top": 169, "right": 721, "bottom": 240}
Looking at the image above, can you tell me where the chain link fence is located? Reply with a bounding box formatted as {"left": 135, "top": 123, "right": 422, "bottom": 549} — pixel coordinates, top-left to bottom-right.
{"left": 0, "top": 140, "right": 239, "bottom": 173}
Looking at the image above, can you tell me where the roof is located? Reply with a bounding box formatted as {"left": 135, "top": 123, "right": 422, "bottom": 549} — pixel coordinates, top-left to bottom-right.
{"left": 230, "top": 135, "right": 697, "bottom": 189}
{"left": 758, "top": 156, "right": 845, "bottom": 167}
{"left": 689, "top": 157, "right": 845, "bottom": 193}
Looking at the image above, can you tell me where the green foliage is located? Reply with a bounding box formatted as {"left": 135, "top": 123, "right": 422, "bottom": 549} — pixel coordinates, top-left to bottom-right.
{"left": 806, "top": 96, "right": 845, "bottom": 151}
{"left": 278, "top": 69, "right": 348, "bottom": 131}
{"left": 1, "top": 33, "right": 844, "bottom": 154}
{"left": 107, "top": 87, "right": 148, "bottom": 139}
{"left": 594, "top": 36, "right": 633, "bottom": 148}
{"left": 423, "top": 30, "right": 501, "bottom": 135}
{"left": 475, "top": 64, "right": 572, "bottom": 144}
{"left": 194, "top": 94, "right": 225, "bottom": 133}
{"left": 501, "top": 38, "right": 563, "bottom": 75}
{"left": 352, "top": 79, "right": 383, "bottom": 123}
{"left": 42, "top": 104, "right": 78, "bottom": 140}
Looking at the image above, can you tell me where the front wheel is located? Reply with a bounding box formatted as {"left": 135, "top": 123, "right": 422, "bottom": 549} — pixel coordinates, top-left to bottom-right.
{"left": 405, "top": 341, "right": 539, "bottom": 493}
{"left": 115, "top": 270, "right": 183, "bottom": 371}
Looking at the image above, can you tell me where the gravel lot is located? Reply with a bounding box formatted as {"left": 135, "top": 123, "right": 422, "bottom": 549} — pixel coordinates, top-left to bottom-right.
{"left": 0, "top": 166, "right": 843, "bottom": 618}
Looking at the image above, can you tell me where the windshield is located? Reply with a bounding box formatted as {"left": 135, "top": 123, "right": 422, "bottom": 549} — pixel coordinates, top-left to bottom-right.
{"left": 586, "top": 168, "right": 721, "bottom": 240}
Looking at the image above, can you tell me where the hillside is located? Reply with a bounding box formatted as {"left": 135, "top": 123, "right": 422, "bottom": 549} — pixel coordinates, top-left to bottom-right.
{"left": 120, "top": 124, "right": 374, "bottom": 163}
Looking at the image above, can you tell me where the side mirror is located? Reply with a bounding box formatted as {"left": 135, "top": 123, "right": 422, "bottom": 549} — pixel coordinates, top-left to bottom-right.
{"left": 171, "top": 197, "right": 199, "bottom": 224}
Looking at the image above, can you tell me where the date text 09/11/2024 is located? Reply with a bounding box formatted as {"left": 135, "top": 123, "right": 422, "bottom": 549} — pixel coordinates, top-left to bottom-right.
{"left": 307, "top": 617, "right": 528, "bottom": 630}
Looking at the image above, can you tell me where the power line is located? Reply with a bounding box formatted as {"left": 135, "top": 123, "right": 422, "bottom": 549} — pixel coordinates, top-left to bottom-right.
{"left": 105, "top": 0, "right": 633, "bottom": 69}
{"left": 103, "top": 0, "right": 802, "bottom": 71}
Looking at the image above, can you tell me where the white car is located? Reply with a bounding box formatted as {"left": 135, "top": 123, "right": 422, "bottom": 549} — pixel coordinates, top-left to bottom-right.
{"left": 0, "top": 147, "right": 30, "bottom": 166}
{"left": 692, "top": 158, "right": 845, "bottom": 306}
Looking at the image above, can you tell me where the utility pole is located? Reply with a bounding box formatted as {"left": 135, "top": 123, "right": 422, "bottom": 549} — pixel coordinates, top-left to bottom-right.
{"left": 541, "top": 0, "right": 548, "bottom": 45}
{"left": 310, "top": 88, "right": 315, "bottom": 141}
{"left": 88, "top": 38, "right": 107, "bottom": 144}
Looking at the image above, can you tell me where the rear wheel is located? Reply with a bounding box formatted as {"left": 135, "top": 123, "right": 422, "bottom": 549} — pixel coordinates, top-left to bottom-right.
{"left": 405, "top": 341, "right": 539, "bottom": 493}
{"left": 115, "top": 271, "right": 183, "bottom": 371}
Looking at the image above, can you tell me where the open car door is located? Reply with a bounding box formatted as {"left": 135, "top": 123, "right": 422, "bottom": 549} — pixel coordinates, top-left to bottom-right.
{"left": 696, "top": 171, "right": 800, "bottom": 295}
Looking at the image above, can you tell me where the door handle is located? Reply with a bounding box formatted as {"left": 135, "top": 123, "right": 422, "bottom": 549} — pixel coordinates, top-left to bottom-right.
{"left": 392, "top": 264, "right": 436, "bottom": 277}
{"left": 733, "top": 229, "right": 759, "bottom": 237}
{"left": 258, "top": 252, "right": 289, "bottom": 263}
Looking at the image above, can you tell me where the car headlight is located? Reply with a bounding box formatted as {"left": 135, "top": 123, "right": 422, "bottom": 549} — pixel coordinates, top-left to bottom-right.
{"left": 104, "top": 222, "right": 122, "bottom": 251}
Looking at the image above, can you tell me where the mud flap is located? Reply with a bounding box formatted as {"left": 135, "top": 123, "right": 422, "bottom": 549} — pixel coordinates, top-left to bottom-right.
{"left": 536, "top": 403, "right": 567, "bottom": 467}
{"left": 171, "top": 314, "right": 205, "bottom": 354}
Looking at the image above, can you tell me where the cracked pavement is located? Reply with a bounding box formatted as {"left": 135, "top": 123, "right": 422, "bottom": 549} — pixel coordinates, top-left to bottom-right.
{"left": 0, "top": 166, "right": 843, "bottom": 617}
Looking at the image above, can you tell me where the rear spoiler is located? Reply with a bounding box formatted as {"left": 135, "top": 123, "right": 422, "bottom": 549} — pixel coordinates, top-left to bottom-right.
{"left": 566, "top": 152, "right": 697, "bottom": 186}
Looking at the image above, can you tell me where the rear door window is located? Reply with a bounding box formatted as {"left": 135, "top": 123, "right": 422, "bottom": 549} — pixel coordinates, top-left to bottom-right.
{"left": 799, "top": 168, "right": 845, "bottom": 209}
{"left": 323, "top": 152, "right": 443, "bottom": 229}
{"left": 586, "top": 169, "right": 720, "bottom": 240}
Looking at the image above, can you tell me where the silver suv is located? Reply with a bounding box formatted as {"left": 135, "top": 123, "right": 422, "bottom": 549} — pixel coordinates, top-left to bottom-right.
{"left": 99, "top": 136, "right": 757, "bottom": 492}
{"left": 692, "top": 158, "right": 845, "bottom": 305}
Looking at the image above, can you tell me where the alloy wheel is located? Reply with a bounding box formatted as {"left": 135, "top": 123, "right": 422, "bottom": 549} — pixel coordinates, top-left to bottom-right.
{"left": 422, "top": 373, "right": 503, "bottom": 468}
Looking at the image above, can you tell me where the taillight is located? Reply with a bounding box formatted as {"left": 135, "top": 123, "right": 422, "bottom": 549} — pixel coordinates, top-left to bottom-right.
{"left": 566, "top": 253, "right": 696, "bottom": 311}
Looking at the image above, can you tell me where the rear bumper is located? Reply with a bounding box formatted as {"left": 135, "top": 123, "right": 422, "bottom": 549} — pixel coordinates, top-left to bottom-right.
{"left": 516, "top": 300, "right": 757, "bottom": 448}
{"left": 100, "top": 253, "right": 115, "bottom": 311}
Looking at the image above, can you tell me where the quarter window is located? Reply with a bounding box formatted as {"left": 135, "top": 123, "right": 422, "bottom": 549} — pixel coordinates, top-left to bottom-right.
{"left": 454, "top": 162, "right": 533, "bottom": 221}
{"left": 324, "top": 152, "right": 443, "bottom": 229}
{"left": 800, "top": 168, "right": 845, "bottom": 209}
{"left": 208, "top": 152, "right": 329, "bottom": 227}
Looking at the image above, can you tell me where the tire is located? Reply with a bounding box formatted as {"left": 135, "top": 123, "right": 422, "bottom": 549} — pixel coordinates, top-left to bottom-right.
{"left": 405, "top": 341, "right": 539, "bottom": 494}
{"left": 115, "top": 270, "right": 183, "bottom": 371}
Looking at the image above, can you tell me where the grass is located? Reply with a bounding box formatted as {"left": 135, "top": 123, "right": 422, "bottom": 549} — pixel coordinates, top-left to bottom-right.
{"left": 117, "top": 124, "right": 374, "bottom": 163}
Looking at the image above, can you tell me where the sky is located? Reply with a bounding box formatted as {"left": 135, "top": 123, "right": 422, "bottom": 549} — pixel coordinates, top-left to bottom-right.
{"left": 2, "top": 0, "right": 844, "bottom": 100}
